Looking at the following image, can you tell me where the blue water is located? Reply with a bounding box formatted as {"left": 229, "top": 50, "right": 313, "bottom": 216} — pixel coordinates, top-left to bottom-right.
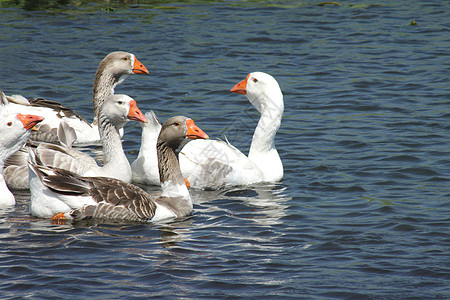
{"left": 0, "top": 1, "right": 449, "bottom": 298}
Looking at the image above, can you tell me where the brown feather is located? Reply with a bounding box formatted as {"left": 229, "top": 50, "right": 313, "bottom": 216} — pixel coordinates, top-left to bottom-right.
{"left": 29, "top": 98, "right": 91, "bottom": 125}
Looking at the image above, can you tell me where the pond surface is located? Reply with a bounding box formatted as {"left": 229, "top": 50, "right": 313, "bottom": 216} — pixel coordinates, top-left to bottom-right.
{"left": 0, "top": 1, "right": 449, "bottom": 298}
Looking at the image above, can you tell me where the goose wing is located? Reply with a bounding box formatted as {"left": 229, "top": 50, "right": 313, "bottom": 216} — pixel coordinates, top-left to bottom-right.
{"left": 31, "top": 163, "right": 157, "bottom": 222}
{"left": 179, "top": 139, "right": 263, "bottom": 189}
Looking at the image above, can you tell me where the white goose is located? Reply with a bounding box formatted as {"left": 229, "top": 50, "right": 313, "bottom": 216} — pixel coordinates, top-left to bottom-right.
{"left": 131, "top": 111, "right": 162, "bottom": 185}
{"left": 5, "top": 51, "right": 149, "bottom": 145}
{"left": 28, "top": 116, "right": 209, "bottom": 221}
{"left": 180, "top": 72, "right": 284, "bottom": 189}
{"left": 131, "top": 72, "right": 284, "bottom": 189}
{"left": 0, "top": 91, "right": 44, "bottom": 206}
{"left": 35, "top": 94, "right": 147, "bottom": 183}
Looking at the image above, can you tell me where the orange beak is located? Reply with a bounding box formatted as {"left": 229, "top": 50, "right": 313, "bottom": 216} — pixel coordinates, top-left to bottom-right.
{"left": 230, "top": 73, "right": 250, "bottom": 95}
{"left": 186, "top": 119, "right": 209, "bottom": 140}
{"left": 17, "top": 113, "right": 44, "bottom": 130}
{"left": 127, "top": 100, "right": 148, "bottom": 123}
{"left": 132, "top": 56, "right": 149, "bottom": 75}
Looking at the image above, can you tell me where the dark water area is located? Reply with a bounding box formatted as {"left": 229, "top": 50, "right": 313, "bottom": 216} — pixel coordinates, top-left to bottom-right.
{"left": 0, "top": 1, "right": 449, "bottom": 298}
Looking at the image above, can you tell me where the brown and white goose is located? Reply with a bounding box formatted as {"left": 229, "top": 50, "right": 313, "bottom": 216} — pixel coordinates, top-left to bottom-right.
{"left": 5, "top": 51, "right": 149, "bottom": 145}
{"left": 0, "top": 90, "right": 43, "bottom": 206}
{"left": 28, "top": 116, "right": 209, "bottom": 221}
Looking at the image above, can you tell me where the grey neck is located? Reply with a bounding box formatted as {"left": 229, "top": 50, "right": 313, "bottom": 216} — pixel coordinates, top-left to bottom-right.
{"left": 157, "top": 140, "right": 184, "bottom": 186}
{"left": 93, "top": 72, "right": 118, "bottom": 122}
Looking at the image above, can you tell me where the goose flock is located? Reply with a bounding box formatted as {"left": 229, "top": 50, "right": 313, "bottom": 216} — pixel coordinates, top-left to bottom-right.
{"left": 0, "top": 51, "right": 284, "bottom": 223}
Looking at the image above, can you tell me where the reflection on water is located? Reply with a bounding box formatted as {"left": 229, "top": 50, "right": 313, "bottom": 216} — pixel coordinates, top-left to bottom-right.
{"left": 191, "top": 183, "right": 291, "bottom": 227}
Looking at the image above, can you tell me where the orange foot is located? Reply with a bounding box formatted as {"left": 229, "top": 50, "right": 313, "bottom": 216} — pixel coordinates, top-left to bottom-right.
{"left": 51, "top": 212, "right": 66, "bottom": 220}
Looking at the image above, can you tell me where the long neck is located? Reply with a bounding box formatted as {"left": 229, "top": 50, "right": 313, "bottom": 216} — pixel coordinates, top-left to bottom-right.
{"left": 98, "top": 115, "right": 130, "bottom": 174}
{"left": 248, "top": 93, "right": 283, "bottom": 156}
{"left": 157, "top": 142, "right": 184, "bottom": 186}
{"left": 157, "top": 141, "right": 189, "bottom": 198}
{"left": 0, "top": 134, "right": 27, "bottom": 205}
{"left": 0, "top": 161, "right": 15, "bottom": 206}
{"left": 93, "top": 71, "right": 118, "bottom": 122}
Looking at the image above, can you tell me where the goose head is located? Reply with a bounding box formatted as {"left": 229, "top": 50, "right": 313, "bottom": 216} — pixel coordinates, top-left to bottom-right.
{"left": 100, "top": 94, "right": 147, "bottom": 129}
{"left": 0, "top": 111, "right": 44, "bottom": 159}
{"left": 157, "top": 116, "right": 209, "bottom": 188}
{"left": 158, "top": 116, "right": 209, "bottom": 150}
{"left": 141, "top": 110, "right": 161, "bottom": 131}
{"left": 101, "top": 51, "right": 148, "bottom": 75}
{"left": 231, "top": 72, "right": 283, "bottom": 114}
{"left": 95, "top": 51, "right": 149, "bottom": 93}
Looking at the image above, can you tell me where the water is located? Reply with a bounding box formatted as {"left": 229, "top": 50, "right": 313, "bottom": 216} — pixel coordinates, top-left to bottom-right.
{"left": 0, "top": 1, "right": 449, "bottom": 298}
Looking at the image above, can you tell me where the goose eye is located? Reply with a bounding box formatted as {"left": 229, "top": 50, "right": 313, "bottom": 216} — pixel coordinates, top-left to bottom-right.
{"left": 253, "top": 78, "right": 258, "bottom": 83}
{"left": 174, "top": 122, "right": 180, "bottom": 127}
{"left": 7, "top": 122, "right": 12, "bottom": 126}
{"left": 122, "top": 57, "right": 129, "bottom": 61}
{"left": 118, "top": 101, "right": 124, "bottom": 105}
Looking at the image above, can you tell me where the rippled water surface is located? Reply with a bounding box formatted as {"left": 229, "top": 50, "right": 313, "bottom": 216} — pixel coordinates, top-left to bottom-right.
{"left": 0, "top": 1, "right": 449, "bottom": 298}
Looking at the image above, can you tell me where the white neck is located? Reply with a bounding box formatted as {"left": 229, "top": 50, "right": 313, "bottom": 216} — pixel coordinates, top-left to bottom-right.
{"left": 0, "top": 132, "right": 27, "bottom": 206}
{"left": 0, "top": 162, "right": 15, "bottom": 206}
{"left": 98, "top": 117, "right": 131, "bottom": 182}
{"left": 248, "top": 90, "right": 284, "bottom": 181}
{"left": 0, "top": 136, "right": 26, "bottom": 164}
{"left": 248, "top": 89, "right": 283, "bottom": 155}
